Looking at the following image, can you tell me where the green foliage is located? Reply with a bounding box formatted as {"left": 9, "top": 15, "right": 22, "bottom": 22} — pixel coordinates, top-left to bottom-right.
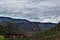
{"left": 24, "top": 31, "right": 35, "bottom": 37}
{"left": 0, "top": 21, "right": 60, "bottom": 40}
{"left": 15, "top": 37, "right": 27, "bottom": 40}
{"left": 28, "top": 23, "right": 60, "bottom": 40}
{"left": 0, "top": 35, "right": 5, "bottom": 40}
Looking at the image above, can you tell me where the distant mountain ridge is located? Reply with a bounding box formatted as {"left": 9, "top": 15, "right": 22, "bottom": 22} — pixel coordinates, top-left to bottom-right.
{"left": 0, "top": 17, "right": 30, "bottom": 23}
{"left": 0, "top": 17, "right": 57, "bottom": 32}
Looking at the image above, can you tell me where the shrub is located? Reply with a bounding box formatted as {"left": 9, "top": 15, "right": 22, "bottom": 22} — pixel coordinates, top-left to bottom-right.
{"left": 0, "top": 35, "right": 5, "bottom": 40}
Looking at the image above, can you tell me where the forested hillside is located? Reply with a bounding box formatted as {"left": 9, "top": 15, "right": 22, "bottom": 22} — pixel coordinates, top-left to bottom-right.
{"left": 28, "top": 22, "right": 60, "bottom": 40}
{"left": 0, "top": 17, "right": 56, "bottom": 32}
{"left": 0, "top": 17, "right": 59, "bottom": 40}
{"left": 0, "top": 22, "right": 26, "bottom": 40}
{"left": 0, "top": 22, "right": 59, "bottom": 40}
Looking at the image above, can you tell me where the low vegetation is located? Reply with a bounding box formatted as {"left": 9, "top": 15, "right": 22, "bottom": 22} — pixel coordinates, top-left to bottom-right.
{"left": 0, "top": 35, "right": 5, "bottom": 40}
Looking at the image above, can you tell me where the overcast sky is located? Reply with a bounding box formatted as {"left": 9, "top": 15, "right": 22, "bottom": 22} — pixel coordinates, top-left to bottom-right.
{"left": 0, "top": 0, "right": 60, "bottom": 23}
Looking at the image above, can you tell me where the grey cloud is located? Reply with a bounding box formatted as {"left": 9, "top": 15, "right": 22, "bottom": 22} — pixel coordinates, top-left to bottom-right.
{"left": 0, "top": 0, "right": 60, "bottom": 23}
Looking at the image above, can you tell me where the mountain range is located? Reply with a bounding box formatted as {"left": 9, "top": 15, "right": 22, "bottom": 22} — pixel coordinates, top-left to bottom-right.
{"left": 0, "top": 17, "right": 57, "bottom": 32}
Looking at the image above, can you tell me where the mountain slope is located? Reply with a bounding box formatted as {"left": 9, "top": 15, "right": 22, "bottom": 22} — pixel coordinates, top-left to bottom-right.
{"left": 28, "top": 22, "right": 60, "bottom": 40}
{"left": 0, "top": 22, "right": 21, "bottom": 35}
{"left": 0, "top": 22, "right": 27, "bottom": 40}
{"left": 0, "top": 17, "right": 56, "bottom": 32}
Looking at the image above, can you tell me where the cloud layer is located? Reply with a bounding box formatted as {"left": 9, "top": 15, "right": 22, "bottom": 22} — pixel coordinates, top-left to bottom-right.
{"left": 0, "top": 0, "right": 60, "bottom": 23}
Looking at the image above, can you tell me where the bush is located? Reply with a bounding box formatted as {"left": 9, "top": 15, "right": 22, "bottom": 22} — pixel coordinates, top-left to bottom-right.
{"left": 0, "top": 35, "right": 5, "bottom": 40}
{"left": 15, "top": 37, "right": 27, "bottom": 40}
